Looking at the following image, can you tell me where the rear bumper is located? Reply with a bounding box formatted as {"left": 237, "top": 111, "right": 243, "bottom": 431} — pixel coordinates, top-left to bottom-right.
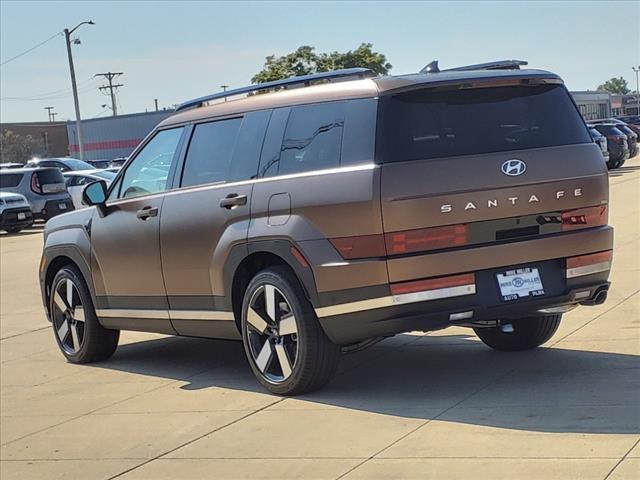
{"left": 314, "top": 226, "right": 614, "bottom": 345}
{"left": 35, "top": 199, "right": 74, "bottom": 221}
{"left": 318, "top": 274, "right": 610, "bottom": 345}
{"left": 609, "top": 147, "right": 629, "bottom": 162}
{"left": 0, "top": 207, "right": 33, "bottom": 230}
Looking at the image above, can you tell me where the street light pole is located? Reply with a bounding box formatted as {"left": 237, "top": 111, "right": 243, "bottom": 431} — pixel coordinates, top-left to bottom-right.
{"left": 633, "top": 66, "right": 640, "bottom": 115}
{"left": 64, "top": 20, "right": 94, "bottom": 160}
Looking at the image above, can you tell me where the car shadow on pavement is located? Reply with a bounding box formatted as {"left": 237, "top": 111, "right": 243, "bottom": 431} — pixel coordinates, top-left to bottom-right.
{"left": 91, "top": 333, "right": 640, "bottom": 435}
{"left": 0, "top": 223, "right": 45, "bottom": 237}
{"left": 609, "top": 164, "right": 640, "bottom": 177}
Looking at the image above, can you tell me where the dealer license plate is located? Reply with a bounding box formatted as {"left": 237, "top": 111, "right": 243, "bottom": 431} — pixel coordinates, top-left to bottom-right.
{"left": 17, "top": 212, "right": 26, "bottom": 220}
{"left": 496, "top": 267, "right": 545, "bottom": 301}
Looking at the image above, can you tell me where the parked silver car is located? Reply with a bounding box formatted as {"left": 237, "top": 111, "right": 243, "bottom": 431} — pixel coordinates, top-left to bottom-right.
{"left": 0, "top": 167, "right": 74, "bottom": 221}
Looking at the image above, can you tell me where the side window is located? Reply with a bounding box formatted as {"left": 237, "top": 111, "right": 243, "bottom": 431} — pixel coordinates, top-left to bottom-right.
{"left": 65, "top": 176, "right": 77, "bottom": 186}
{"left": 278, "top": 102, "right": 346, "bottom": 175}
{"left": 181, "top": 118, "right": 242, "bottom": 188}
{"left": 76, "top": 176, "right": 93, "bottom": 186}
{"left": 115, "top": 127, "right": 184, "bottom": 200}
{"left": 342, "top": 98, "right": 377, "bottom": 166}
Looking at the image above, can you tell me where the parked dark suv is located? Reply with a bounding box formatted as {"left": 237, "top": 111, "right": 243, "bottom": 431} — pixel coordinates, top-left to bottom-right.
{"left": 39, "top": 61, "right": 613, "bottom": 395}
{"left": 591, "top": 124, "right": 630, "bottom": 168}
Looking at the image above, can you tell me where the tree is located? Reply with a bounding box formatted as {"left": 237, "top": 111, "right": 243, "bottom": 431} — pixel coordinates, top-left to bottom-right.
{"left": 252, "top": 43, "right": 391, "bottom": 83}
{"left": 0, "top": 129, "right": 45, "bottom": 163}
{"left": 597, "top": 77, "right": 631, "bottom": 95}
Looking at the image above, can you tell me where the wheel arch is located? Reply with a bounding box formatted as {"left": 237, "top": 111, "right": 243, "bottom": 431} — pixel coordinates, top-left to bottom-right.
{"left": 41, "top": 246, "right": 95, "bottom": 322}
{"left": 225, "top": 240, "right": 319, "bottom": 332}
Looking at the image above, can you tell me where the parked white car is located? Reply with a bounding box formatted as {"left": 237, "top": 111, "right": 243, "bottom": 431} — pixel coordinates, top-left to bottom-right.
{"left": 0, "top": 191, "right": 33, "bottom": 233}
{"left": 63, "top": 170, "right": 117, "bottom": 209}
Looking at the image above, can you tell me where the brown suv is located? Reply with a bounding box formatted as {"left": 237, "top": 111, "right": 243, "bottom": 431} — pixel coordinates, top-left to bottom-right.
{"left": 39, "top": 61, "right": 613, "bottom": 395}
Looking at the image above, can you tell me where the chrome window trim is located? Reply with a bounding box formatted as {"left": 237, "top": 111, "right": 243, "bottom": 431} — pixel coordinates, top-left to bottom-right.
{"left": 106, "top": 163, "right": 375, "bottom": 207}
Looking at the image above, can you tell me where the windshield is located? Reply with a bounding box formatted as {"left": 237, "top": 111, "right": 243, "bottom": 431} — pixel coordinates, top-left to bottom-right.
{"left": 92, "top": 170, "right": 117, "bottom": 181}
{"left": 377, "top": 84, "right": 591, "bottom": 163}
{"left": 63, "top": 159, "right": 96, "bottom": 170}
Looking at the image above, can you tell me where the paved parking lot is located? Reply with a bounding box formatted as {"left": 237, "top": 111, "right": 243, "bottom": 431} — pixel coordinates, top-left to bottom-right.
{"left": 1, "top": 159, "right": 639, "bottom": 480}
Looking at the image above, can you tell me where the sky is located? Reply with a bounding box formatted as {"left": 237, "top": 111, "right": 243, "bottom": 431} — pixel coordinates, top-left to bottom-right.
{"left": 1, "top": 0, "right": 638, "bottom": 123}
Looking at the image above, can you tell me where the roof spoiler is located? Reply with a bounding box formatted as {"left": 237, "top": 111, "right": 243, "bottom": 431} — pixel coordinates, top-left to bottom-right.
{"left": 175, "top": 68, "right": 376, "bottom": 112}
{"left": 419, "top": 59, "right": 528, "bottom": 74}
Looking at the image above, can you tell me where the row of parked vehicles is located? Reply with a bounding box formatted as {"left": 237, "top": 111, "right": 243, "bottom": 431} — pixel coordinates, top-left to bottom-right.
{"left": 588, "top": 115, "right": 640, "bottom": 169}
{"left": 0, "top": 157, "right": 121, "bottom": 233}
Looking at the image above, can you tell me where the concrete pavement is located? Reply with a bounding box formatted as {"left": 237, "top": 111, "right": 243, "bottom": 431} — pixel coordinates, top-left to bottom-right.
{"left": 1, "top": 158, "right": 639, "bottom": 480}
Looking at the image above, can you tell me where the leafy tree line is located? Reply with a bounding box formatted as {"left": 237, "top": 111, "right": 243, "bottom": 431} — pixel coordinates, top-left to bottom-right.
{"left": 252, "top": 43, "right": 391, "bottom": 83}
{"left": 0, "top": 130, "right": 45, "bottom": 163}
{"left": 597, "top": 77, "right": 633, "bottom": 95}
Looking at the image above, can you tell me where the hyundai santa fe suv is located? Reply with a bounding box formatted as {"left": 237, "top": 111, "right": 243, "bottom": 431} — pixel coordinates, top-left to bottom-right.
{"left": 39, "top": 60, "right": 614, "bottom": 395}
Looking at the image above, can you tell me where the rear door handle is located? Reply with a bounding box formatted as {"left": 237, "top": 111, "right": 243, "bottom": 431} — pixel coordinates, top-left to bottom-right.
{"left": 136, "top": 206, "right": 158, "bottom": 220}
{"left": 219, "top": 193, "right": 247, "bottom": 209}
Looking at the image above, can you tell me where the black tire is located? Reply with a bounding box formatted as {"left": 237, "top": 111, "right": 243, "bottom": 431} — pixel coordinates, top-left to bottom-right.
{"left": 473, "top": 314, "right": 561, "bottom": 352}
{"left": 607, "top": 158, "right": 621, "bottom": 170}
{"left": 241, "top": 266, "right": 341, "bottom": 396}
{"left": 49, "top": 265, "right": 119, "bottom": 363}
{"left": 5, "top": 227, "right": 22, "bottom": 234}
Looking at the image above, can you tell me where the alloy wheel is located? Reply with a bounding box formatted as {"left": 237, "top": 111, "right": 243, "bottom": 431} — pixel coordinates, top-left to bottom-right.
{"left": 245, "top": 284, "right": 299, "bottom": 383}
{"left": 52, "top": 278, "right": 85, "bottom": 355}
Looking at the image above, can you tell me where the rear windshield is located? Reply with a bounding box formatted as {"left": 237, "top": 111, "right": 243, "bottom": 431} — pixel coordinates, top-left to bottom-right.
{"left": 36, "top": 169, "right": 65, "bottom": 184}
{"left": 0, "top": 173, "right": 23, "bottom": 188}
{"left": 377, "top": 84, "right": 591, "bottom": 163}
{"left": 595, "top": 125, "right": 625, "bottom": 136}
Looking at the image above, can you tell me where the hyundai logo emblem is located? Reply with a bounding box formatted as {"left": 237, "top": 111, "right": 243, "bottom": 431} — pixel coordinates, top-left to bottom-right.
{"left": 501, "top": 159, "right": 527, "bottom": 176}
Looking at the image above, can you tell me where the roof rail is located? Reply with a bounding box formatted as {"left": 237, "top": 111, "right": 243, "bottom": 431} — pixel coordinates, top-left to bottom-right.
{"left": 444, "top": 60, "right": 528, "bottom": 72}
{"left": 175, "top": 67, "right": 375, "bottom": 112}
{"left": 419, "top": 59, "right": 528, "bottom": 74}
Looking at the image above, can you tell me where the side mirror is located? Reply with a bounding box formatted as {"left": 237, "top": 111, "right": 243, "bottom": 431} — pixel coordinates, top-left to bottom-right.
{"left": 82, "top": 180, "right": 108, "bottom": 206}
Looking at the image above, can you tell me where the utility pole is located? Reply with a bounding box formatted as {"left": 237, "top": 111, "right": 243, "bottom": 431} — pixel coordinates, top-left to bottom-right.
{"left": 633, "top": 66, "right": 640, "bottom": 115}
{"left": 95, "top": 72, "right": 123, "bottom": 116}
{"left": 51, "top": 112, "right": 58, "bottom": 122}
{"left": 154, "top": 98, "right": 159, "bottom": 111}
{"left": 44, "top": 106, "right": 54, "bottom": 122}
{"left": 64, "top": 20, "right": 94, "bottom": 160}
{"left": 221, "top": 85, "right": 229, "bottom": 102}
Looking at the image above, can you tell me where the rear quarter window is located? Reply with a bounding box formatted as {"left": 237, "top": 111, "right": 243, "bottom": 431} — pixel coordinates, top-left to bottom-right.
{"left": 278, "top": 101, "right": 346, "bottom": 175}
{"left": 0, "top": 173, "right": 23, "bottom": 188}
{"left": 378, "top": 84, "right": 591, "bottom": 163}
{"left": 36, "top": 169, "right": 65, "bottom": 184}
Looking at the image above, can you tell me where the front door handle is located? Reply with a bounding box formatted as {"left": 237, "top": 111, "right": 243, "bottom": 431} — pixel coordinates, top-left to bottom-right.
{"left": 219, "top": 193, "right": 247, "bottom": 209}
{"left": 136, "top": 206, "right": 158, "bottom": 220}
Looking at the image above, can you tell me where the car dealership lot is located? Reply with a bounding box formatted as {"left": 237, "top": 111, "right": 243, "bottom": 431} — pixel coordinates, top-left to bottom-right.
{"left": 1, "top": 160, "right": 639, "bottom": 480}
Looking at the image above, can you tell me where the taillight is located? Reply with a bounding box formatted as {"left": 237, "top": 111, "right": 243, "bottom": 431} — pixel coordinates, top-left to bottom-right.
{"left": 391, "top": 273, "right": 475, "bottom": 297}
{"left": 608, "top": 136, "right": 624, "bottom": 145}
{"left": 566, "top": 250, "right": 612, "bottom": 278}
{"left": 385, "top": 224, "right": 468, "bottom": 255}
{"left": 561, "top": 205, "right": 607, "bottom": 231}
{"left": 31, "top": 172, "right": 42, "bottom": 194}
{"left": 329, "top": 234, "right": 386, "bottom": 259}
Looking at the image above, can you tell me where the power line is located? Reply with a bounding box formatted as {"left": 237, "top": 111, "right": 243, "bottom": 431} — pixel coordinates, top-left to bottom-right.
{"left": 0, "top": 80, "right": 97, "bottom": 102}
{"left": 0, "top": 77, "right": 96, "bottom": 101}
{"left": 1, "top": 31, "right": 63, "bottom": 66}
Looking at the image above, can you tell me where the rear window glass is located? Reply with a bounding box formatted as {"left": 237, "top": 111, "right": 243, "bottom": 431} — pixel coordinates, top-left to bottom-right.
{"left": 595, "top": 125, "right": 624, "bottom": 136}
{"left": 0, "top": 173, "right": 23, "bottom": 188}
{"left": 278, "top": 102, "right": 345, "bottom": 175}
{"left": 378, "top": 84, "right": 591, "bottom": 163}
{"left": 35, "top": 169, "right": 65, "bottom": 184}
